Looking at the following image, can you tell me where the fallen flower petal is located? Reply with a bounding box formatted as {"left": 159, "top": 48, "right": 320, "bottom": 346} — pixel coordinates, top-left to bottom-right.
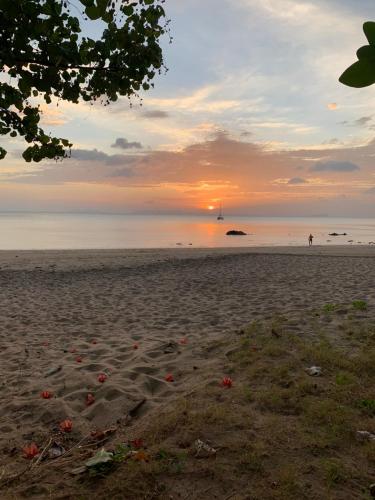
{"left": 165, "top": 374, "right": 174, "bottom": 382}
{"left": 86, "top": 393, "right": 95, "bottom": 406}
{"left": 41, "top": 390, "right": 53, "bottom": 399}
{"left": 75, "top": 356, "right": 82, "bottom": 363}
{"left": 179, "top": 338, "right": 188, "bottom": 345}
{"left": 131, "top": 438, "right": 144, "bottom": 449}
{"left": 59, "top": 419, "right": 73, "bottom": 433}
{"left": 221, "top": 377, "right": 233, "bottom": 388}
{"left": 133, "top": 450, "right": 150, "bottom": 462}
{"left": 133, "top": 343, "right": 139, "bottom": 350}
{"left": 23, "top": 443, "right": 39, "bottom": 459}
{"left": 70, "top": 347, "right": 77, "bottom": 353}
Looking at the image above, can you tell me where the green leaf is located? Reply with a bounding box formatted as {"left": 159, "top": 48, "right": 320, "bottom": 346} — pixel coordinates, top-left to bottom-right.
{"left": 364, "top": 22, "right": 375, "bottom": 46}
{"left": 339, "top": 59, "right": 375, "bottom": 88}
{"left": 97, "top": 0, "right": 109, "bottom": 16}
{"left": 122, "top": 5, "right": 134, "bottom": 15}
{"left": 85, "top": 449, "right": 113, "bottom": 468}
{"left": 85, "top": 6, "right": 101, "bottom": 20}
{"left": 357, "top": 45, "right": 375, "bottom": 61}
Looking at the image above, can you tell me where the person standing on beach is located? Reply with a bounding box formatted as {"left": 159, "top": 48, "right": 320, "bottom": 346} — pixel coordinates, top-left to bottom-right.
{"left": 308, "top": 234, "right": 314, "bottom": 246}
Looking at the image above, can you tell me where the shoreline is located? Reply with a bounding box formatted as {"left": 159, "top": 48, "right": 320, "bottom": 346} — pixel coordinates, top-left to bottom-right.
{"left": 0, "top": 245, "right": 374, "bottom": 272}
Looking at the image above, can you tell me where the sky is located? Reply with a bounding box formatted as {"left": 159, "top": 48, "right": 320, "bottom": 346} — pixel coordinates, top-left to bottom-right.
{"left": 2, "top": 0, "right": 375, "bottom": 216}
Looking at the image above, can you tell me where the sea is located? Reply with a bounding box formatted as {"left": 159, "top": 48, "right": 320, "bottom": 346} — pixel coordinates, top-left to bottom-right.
{"left": 0, "top": 213, "right": 374, "bottom": 250}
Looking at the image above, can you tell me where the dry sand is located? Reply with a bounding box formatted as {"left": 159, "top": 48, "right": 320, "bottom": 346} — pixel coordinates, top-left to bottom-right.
{"left": 0, "top": 246, "right": 375, "bottom": 470}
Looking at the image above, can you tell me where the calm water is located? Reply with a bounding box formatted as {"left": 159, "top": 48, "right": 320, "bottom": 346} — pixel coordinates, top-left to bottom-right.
{"left": 0, "top": 213, "right": 374, "bottom": 250}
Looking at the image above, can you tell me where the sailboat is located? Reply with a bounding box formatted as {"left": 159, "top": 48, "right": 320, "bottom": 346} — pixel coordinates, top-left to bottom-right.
{"left": 217, "top": 202, "right": 224, "bottom": 220}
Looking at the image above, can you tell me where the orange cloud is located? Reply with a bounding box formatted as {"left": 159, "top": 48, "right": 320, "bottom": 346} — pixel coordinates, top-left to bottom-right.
{"left": 6, "top": 132, "right": 375, "bottom": 215}
{"left": 327, "top": 103, "right": 338, "bottom": 110}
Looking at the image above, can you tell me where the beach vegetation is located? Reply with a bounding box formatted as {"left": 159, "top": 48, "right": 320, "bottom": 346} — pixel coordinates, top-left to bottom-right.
{"left": 3, "top": 307, "right": 375, "bottom": 499}
{"left": 323, "top": 303, "right": 337, "bottom": 312}
{"left": 352, "top": 300, "right": 368, "bottom": 311}
{"left": 358, "top": 399, "right": 375, "bottom": 416}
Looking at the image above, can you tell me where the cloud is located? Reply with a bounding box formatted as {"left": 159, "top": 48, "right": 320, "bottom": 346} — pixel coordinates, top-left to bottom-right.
{"left": 322, "top": 138, "right": 340, "bottom": 145}
{"left": 141, "top": 110, "right": 169, "bottom": 119}
{"left": 339, "top": 116, "right": 372, "bottom": 127}
{"left": 39, "top": 105, "right": 68, "bottom": 126}
{"left": 355, "top": 116, "right": 372, "bottom": 126}
{"left": 71, "top": 148, "right": 134, "bottom": 166}
{"left": 145, "top": 85, "right": 241, "bottom": 113}
{"left": 309, "top": 160, "right": 360, "bottom": 173}
{"left": 7, "top": 133, "right": 374, "bottom": 220}
{"left": 107, "top": 167, "right": 134, "bottom": 178}
{"left": 287, "top": 177, "right": 308, "bottom": 184}
{"left": 111, "top": 138, "right": 142, "bottom": 150}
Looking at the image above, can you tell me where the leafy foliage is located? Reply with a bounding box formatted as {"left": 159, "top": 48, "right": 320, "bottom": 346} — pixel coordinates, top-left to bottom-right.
{"left": 352, "top": 300, "right": 367, "bottom": 311}
{"left": 0, "top": 0, "right": 168, "bottom": 161}
{"left": 340, "top": 22, "right": 375, "bottom": 88}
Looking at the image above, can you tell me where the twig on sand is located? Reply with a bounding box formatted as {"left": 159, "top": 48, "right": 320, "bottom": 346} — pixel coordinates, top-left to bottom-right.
{"left": 0, "top": 464, "right": 31, "bottom": 488}
{"left": 32, "top": 437, "right": 52, "bottom": 469}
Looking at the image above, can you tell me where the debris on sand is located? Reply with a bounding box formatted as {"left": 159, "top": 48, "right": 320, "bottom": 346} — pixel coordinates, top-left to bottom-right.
{"left": 44, "top": 365, "right": 62, "bottom": 377}
{"left": 357, "top": 431, "right": 375, "bottom": 442}
{"left": 48, "top": 442, "right": 65, "bottom": 459}
{"left": 194, "top": 439, "right": 217, "bottom": 458}
{"left": 306, "top": 366, "right": 322, "bottom": 377}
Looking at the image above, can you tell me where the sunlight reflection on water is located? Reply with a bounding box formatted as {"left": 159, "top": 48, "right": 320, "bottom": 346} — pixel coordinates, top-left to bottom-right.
{"left": 0, "top": 213, "right": 374, "bottom": 250}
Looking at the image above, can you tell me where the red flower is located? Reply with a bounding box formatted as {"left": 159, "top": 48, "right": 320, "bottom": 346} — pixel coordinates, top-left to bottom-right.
{"left": 23, "top": 443, "right": 39, "bottom": 459}
{"left": 221, "top": 377, "right": 233, "bottom": 388}
{"left": 70, "top": 347, "right": 77, "bottom": 353}
{"left": 179, "top": 338, "right": 188, "bottom": 345}
{"left": 92, "top": 339, "right": 97, "bottom": 345}
{"left": 75, "top": 355, "right": 82, "bottom": 363}
{"left": 133, "top": 343, "right": 139, "bottom": 350}
{"left": 41, "top": 390, "right": 52, "bottom": 399}
{"left": 131, "top": 438, "right": 144, "bottom": 449}
{"left": 86, "top": 393, "right": 95, "bottom": 406}
{"left": 165, "top": 373, "right": 174, "bottom": 382}
{"left": 98, "top": 373, "right": 107, "bottom": 383}
{"left": 42, "top": 341, "right": 49, "bottom": 347}
{"left": 59, "top": 419, "right": 73, "bottom": 433}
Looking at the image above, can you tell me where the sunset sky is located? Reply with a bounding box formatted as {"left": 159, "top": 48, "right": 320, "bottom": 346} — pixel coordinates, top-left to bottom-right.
{"left": 2, "top": 0, "right": 375, "bottom": 216}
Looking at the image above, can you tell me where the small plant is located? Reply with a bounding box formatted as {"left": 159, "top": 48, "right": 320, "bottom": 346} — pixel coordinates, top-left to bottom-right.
{"left": 352, "top": 300, "right": 367, "bottom": 311}
{"left": 322, "top": 459, "right": 347, "bottom": 486}
{"left": 359, "top": 399, "right": 375, "bottom": 415}
{"left": 113, "top": 444, "right": 131, "bottom": 463}
{"left": 335, "top": 372, "right": 354, "bottom": 386}
{"left": 323, "top": 303, "right": 337, "bottom": 313}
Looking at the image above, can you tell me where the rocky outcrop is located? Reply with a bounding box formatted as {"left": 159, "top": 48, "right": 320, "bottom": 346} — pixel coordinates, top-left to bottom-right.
{"left": 226, "top": 230, "right": 247, "bottom": 236}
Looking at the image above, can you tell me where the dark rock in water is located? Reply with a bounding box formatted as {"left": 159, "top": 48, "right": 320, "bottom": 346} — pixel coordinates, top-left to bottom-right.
{"left": 328, "top": 232, "right": 347, "bottom": 236}
{"left": 226, "top": 230, "right": 247, "bottom": 236}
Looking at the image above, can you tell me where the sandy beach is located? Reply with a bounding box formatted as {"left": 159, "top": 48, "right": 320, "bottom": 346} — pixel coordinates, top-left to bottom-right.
{"left": 1, "top": 246, "right": 375, "bottom": 497}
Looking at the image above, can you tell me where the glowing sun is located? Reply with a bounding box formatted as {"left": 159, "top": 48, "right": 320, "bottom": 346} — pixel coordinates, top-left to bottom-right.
{"left": 207, "top": 205, "right": 215, "bottom": 210}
